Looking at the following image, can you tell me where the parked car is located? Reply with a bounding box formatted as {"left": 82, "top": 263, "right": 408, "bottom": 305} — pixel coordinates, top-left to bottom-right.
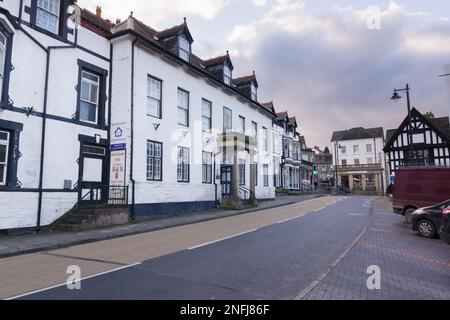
{"left": 411, "top": 200, "right": 450, "bottom": 238}
{"left": 392, "top": 168, "right": 450, "bottom": 223}
{"left": 439, "top": 206, "right": 450, "bottom": 245}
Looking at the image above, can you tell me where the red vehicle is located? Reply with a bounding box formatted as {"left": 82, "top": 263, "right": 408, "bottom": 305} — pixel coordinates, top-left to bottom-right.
{"left": 393, "top": 168, "right": 450, "bottom": 222}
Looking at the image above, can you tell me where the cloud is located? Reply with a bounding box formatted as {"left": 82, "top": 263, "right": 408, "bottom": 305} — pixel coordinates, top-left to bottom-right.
{"left": 77, "top": 0, "right": 230, "bottom": 25}
{"left": 226, "top": 0, "right": 450, "bottom": 147}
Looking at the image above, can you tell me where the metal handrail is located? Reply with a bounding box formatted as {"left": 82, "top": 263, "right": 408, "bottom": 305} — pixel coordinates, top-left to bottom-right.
{"left": 76, "top": 185, "right": 129, "bottom": 208}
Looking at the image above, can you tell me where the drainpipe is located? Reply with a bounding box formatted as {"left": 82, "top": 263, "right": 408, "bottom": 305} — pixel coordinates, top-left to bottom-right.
{"left": 32, "top": 24, "right": 78, "bottom": 230}
{"left": 130, "top": 37, "right": 138, "bottom": 220}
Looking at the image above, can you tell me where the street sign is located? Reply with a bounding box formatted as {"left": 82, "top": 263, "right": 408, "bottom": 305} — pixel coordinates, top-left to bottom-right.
{"left": 111, "top": 143, "right": 126, "bottom": 151}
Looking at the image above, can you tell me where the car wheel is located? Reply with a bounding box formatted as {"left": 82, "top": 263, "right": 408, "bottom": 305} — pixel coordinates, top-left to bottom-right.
{"left": 417, "top": 220, "right": 435, "bottom": 238}
{"left": 404, "top": 208, "right": 415, "bottom": 224}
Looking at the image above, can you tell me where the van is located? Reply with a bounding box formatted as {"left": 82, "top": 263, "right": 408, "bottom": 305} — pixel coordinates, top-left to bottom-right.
{"left": 393, "top": 168, "right": 450, "bottom": 223}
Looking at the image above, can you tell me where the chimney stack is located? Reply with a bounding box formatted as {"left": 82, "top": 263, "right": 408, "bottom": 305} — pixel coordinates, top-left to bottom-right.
{"left": 96, "top": 6, "right": 102, "bottom": 18}
{"left": 424, "top": 112, "right": 435, "bottom": 120}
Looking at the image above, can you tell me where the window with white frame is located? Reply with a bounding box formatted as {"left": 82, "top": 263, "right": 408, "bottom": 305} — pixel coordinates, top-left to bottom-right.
{"left": 238, "top": 116, "right": 245, "bottom": 134}
{"left": 177, "top": 147, "right": 190, "bottom": 182}
{"left": 147, "top": 141, "right": 162, "bottom": 181}
{"left": 177, "top": 88, "right": 189, "bottom": 126}
{"left": 263, "top": 164, "right": 269, "bottom": 187}
{"left": 202, "top": 151, "right": 212, "bottom": 184}
{"left": 178, "top": 35, "right": 190, "bottom": 62}
{"left": 0, "top": 130, "right": 9, "bottom": 186}
{"left": 262, "top": 127, "right": 268, "bottom": 152}
{"left": 223, "top": 107, "right": 232, "bottom": 133}
{"left": 340, "top": 146, "right": 347, "bottom": 155}
{"left": 366, "top": 144, "right": 373, "bottom": 153}
{"left": 223, "top": 65, "right": 231, "bottom": 85}
{"left": 36, "top": 0, "right": 60, "bottom": 34}
{"left": 251, "top": 83, "right": 257, "bottom": 101}
{"left": 202, "top": 99, "right": 212, "bottom": 133}
{"left": 147, "top": 76, "right": 162, "bottom": 118}
{"left": 79, "top": 70, "right": 100, "bottom": 124}
{"left": 353, "top": 145, "right": 359, "bottom": 154}
{"left": 0, "top": 31, "right": 7, "bottom": 100}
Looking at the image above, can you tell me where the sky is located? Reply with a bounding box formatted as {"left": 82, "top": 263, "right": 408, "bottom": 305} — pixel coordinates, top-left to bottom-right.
{"left": 78, "top": 0, "right": 450, "bottom": 149}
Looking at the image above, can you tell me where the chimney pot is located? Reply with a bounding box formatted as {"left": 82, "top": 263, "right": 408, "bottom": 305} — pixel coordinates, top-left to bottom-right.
{"left": 96, "top": 6, "right": 102, "bottom": 18}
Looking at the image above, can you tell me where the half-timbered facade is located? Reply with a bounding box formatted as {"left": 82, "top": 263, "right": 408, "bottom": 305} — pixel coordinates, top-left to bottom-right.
{"left": 0, "top": 1, "right": 113, "bottom": 231}
{"left": 384, "top": 108, "right": 450, "bottom": 175}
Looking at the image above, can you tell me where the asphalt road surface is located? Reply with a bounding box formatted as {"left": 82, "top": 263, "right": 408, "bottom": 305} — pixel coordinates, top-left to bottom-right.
{"left": 3, "top": 196, "right": 376, "bottom": 300}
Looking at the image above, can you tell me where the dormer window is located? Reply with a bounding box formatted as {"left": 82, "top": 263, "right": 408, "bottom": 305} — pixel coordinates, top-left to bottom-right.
{"left": 178, "top": 35, "right": 190, "bottom": 62}
{"left": 36, "top": 0, "right": 61, "bottom": 34}
{"left": 224, "top": 65, "right": 231, "bottom": 85}
{"left": 251, "top": 83, "right": 257, "bottom": 101}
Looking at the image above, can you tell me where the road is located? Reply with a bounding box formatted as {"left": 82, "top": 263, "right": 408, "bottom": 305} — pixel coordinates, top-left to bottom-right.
{"left": 1, "top": 196, "right": 449, "bottom": 300}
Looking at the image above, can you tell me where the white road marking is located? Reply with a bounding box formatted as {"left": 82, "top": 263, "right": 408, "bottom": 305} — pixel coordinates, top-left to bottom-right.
{"left": 188, "top": 229, "right": 258, "bottom": 250}
{"left": 5, "top": 262, "right": 142, "bottom": 300}
{"left": 347, "top": 213, "right": 366, "bottom": 216}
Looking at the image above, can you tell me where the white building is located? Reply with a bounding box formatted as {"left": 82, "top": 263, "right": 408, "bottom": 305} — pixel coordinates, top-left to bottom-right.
{"left": 109, "top": 14, "right": 276, "bottom": 218}
{"left": 0, "top": 2, "right": 293, "bottom": 231}
{"left": 331, "top": 127, "right": 387, "bottom": 194}
{"left": 0, "top": 1, "right": 113, "bottom": 231}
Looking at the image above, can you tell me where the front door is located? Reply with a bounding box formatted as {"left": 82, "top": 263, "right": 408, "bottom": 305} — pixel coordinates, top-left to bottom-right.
{"left": 80, "top": 144, "right": 107, "bottom": 203}
{"left": 221, "top": 165, "right": 232, "bottom": 197}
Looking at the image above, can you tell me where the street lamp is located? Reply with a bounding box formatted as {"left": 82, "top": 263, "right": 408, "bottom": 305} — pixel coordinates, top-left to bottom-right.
{"left": 391, "top": 84, "right": 414, "bottom": 165}
{"left": 334, "top": 142, "right": 342, "bottom": 189}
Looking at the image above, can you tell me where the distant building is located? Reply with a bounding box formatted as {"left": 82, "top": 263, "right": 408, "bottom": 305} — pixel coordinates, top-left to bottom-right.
{"left": 331, "top": 127, "right": 387, "bottom": 195}
{"left": 384, "top": 108, "right": 450, "bottom": 176}
{"left": 313, "top": 146, "right": 333, "bottom": 186}
{"left": 300, "top": 136, "right": 314, "bottom": 187}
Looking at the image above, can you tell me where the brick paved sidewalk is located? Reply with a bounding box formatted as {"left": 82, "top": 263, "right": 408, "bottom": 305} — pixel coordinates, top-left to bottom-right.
{"left": 305, "top": 197, "right": 450, "bottom": 300}
{"left": 0, "top": 194, "right": 323, "bottom": 259}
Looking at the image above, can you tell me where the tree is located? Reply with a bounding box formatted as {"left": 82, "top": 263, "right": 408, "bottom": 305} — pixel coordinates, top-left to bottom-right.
{"left": 324, "top": 147, "right": 331, "bottom": 154}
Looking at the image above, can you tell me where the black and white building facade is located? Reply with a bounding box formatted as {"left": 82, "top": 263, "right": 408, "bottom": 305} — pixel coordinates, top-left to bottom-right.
{"left": 384, "top": 108, "right": 450, "bottom": 176}
{"left": 0, "top": 2, "right": 285, "bottom": 230}
{"left": 0, "top": 1, "right": 112, "bottom": 230}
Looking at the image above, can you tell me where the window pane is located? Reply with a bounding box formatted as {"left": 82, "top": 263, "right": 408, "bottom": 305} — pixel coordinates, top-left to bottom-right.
{"left": 82, "top": 71, "right": 99, "bottom": 83}
{"left": 0, "top": 144, "right": 6, "bottom": 163}
{"left": 0, "top": 132, "right": 7, "bottom": 141}
{"left": 148, "top": 98, "right": 160, "bottom": 117}
{"left": 0, "top": 164, "right": 4, "bottom": 183}
{"left": 89, "top": 83, "right": 99, "bottom": 104}
{"left": 80, "top": 81, "right": 90, "bottom": 101}
{"left": 178, "top": 107, "right": 188, "bottom": 126}
{"left": 80, "top": 101, "right": 97, "bottom": 122}
{"left": 202, "top": 100, "right": 211, "bottom": 117}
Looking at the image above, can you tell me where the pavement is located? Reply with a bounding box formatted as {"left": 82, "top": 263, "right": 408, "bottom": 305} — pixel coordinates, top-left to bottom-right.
{"left": 303, "top": 197, "right": 450, "bottom": 300}
{"left": 0, "top": 194, "right": 321, "bottom": 259}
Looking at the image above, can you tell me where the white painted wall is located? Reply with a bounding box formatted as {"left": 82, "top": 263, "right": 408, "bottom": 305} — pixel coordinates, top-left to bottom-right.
{"left": 0, "top": 3, "right": 111, "bottom": 230}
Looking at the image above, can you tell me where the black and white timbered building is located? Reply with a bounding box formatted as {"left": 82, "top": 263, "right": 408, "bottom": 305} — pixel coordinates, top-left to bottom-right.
{"left": 384, "top": 108, "right": 450, "bottom": 176}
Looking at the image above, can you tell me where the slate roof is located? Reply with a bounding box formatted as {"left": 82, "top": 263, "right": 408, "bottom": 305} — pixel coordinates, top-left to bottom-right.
{"left": 331, "top": 127, "right": 384, "bottom": 142}
{"left": 232, "top": 73, "right": 258, "bottom": 87}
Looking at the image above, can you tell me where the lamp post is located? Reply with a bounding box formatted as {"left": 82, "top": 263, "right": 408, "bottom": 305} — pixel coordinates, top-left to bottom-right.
{"left": 391, "top": 84, "right": 414, "bottom": 165}
{"left": 334, "top": 142, "right": 342, "bottom": 189}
